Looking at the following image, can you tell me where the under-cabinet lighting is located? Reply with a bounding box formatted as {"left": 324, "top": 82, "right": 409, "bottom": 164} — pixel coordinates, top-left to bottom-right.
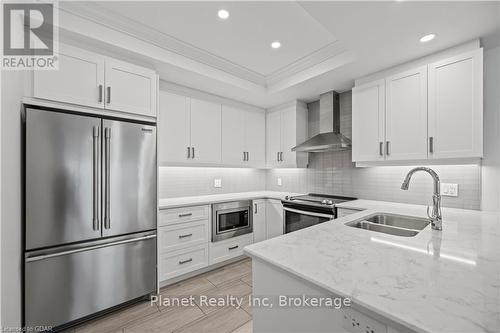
{"left": 218, "top": 9, "right": 229, "bottom": 20}
{"left": 419, "top": 33, "right": 436, "bottom": 43}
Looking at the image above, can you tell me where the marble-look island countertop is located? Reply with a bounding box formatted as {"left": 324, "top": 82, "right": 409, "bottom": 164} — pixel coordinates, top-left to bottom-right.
{"left": 159, "top": 191, "right": 302, "bottom": 209}
{"left": 244, "top": 199, "right": 500, "bottom": 333}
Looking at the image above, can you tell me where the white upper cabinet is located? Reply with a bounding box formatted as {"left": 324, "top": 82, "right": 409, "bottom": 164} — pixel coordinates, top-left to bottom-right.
{"left": 159, "top": 94, "right": 221, "bottom": 165}
{"left": 159, "top": 91, "right": 190, "bottom": 163}
{"left": 244, "top": 110, "right": 266, "bottom": 167}
{"left": 352, "top": 79, "right": 385, "bottom": 162}
{"left": 385, "top": 66, "right": 428, "bottom": 160}
{"left": 34, "top": 44, "right": 104, "bottom": 109}
{"left": 266, "top": 110, "right": 282, "bottom": 168}
{"left": 104, "top": 59, "right": 157, "bottom": 117}
{"left": 33, "top": 44, "right": 157, "bottom": 118}
{"left": 222, "top": 106, "right": 265, "bottom": 167}
{"left": 266, "top": 102, "right": 308, "bottom": 168}
{"left": 190, "top": 98, "right": 222, "bottom": 164}
{"left": 428, "top": 49, "right": 483, "bottom": 159}
{"left": 352, "top": 48, "right": 483, "bottom": 163}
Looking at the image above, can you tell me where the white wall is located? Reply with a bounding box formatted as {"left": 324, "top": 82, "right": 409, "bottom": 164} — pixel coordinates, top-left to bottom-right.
{"left": 1, "top": 71, "right": 24, "bottom": 327}
{"left": 481, "top": 46, "right": 500, "bottom": 211}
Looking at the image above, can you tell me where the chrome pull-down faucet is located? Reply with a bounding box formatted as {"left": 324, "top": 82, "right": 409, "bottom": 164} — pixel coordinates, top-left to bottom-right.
{"left": 401, "top": 167, "right": 442, "bottom": 230}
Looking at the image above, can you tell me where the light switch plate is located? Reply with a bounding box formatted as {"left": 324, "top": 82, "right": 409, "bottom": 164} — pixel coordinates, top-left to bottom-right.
{"left": 277, "top": 177, "right": 282, "bottom": 186}
{"left": 214, "top": 178, "right": 222, "bottom": 188}
{"left": 441, "top": 183, "right": 458, "bottom": 197}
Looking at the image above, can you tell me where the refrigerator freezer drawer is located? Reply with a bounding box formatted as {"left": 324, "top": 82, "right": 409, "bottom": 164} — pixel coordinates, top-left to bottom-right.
{"left": 25, "top": 234, "right": 156, "bottom": 329}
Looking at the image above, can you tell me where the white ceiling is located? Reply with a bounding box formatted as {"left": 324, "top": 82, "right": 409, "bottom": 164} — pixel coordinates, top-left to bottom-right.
{"left": 60, "top": 1, "right": 500, "bottom": 108}
{"left": 96, "top": 1, "right": 337, "bottom": 77}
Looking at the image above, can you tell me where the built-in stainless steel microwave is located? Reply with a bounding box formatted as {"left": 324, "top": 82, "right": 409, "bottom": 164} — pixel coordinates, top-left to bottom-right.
{"left": 212, "top": 201, "right": 253, "bottom": 242}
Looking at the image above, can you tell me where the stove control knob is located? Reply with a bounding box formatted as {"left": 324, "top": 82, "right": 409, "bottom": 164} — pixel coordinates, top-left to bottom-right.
{"left": 285, "top": 196, "right": 290, "bottom": 200}
{"left": 321, "top": 200, "right": 327, "bottom": 204}
{"left": 326, "top": 200, "right": 333, "bottom": 205}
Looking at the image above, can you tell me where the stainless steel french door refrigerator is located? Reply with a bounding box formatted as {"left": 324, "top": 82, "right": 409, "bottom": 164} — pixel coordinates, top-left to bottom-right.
{"left": 24, "top": 108, "right": 157, "bottom": 329}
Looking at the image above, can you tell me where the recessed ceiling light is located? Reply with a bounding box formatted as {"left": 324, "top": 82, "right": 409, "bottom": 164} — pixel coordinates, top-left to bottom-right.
{"left": 419, "top": 33, "right": 436, "bottom": 43}
{"left": 271, "top": 41, "right": 281, "bottom": 49}
{"left": 218, "top": 9, "right": 229, "bottom": 20}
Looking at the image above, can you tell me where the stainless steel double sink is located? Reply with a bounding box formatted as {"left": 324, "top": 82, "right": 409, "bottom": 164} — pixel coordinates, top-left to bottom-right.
{"left": 345, "top": 213, "right": 430, "bottom": 237}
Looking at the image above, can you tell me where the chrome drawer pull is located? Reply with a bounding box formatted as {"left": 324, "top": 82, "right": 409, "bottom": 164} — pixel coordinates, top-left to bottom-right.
{"left": 228, "top": 245, "right": 239, "bottom": 250}
{"left": 178, "top": 213, "right": 193, "bottom": 218}
{"left": 178, "top": 233, "right": 193, "bottom": 239}
{"left": 179, "top": 258, "right": 193, "bottom": 265}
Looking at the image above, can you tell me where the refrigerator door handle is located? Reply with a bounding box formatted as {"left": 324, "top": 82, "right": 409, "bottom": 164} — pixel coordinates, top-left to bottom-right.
{"left": 25, "top": 234, "right": 157, "bottom": 263}
{"left": 92, "top": 126, "right": 100, "bottom": 231}
{"left": 104, "top": 127, "right": 111, "bottom": 229}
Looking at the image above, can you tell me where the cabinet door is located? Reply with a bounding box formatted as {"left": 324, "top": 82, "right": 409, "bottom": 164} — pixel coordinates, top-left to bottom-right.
{"left": 252, "top": 200, "right": 266, "bottom": 243}
{"left": 159, "top": 92, "right": 191, "bottom": 164}
{"left": 280, "top": 107, "right": 298, "bottom": 166}
{"left": 104, "top": 59, "right": 157, "bottom": 117}
{"left": 428, "top": 49, "right": 483, "bottom": 159}
{"left": 190, "top": 98, "right": 222, "bottom": 164}
{"left": 33, "top": 44, "right": 104, "bottom": 108}
{"left": 385, "top": 66, "right": 428, "bottom": 160}
{"left": 352, "top": 80, "right": 386, "bottom": 162}
{"left": 266, "top": 111, "right": 282, "bottom": 167}
{"left": 244, "top": 110, "right": 266, "bottom": 167}
{"left": 221, "top": 105, "right": 245, "bottom": 165}
{"left": 266, "top": 199, "right": 283, "bottom": 239}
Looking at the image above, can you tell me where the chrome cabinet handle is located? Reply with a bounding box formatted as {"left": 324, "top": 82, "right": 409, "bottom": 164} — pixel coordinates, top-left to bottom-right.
{"left": 246, "top": 152, "right": 249, "bottom": 161}
{"left": 379, "top": 142, "right": 384, "bottom": 156}
{"left": 187, "top": 147, "right": 191, "bottom": 159}
{"left": 228, "top": 245, "right": 239, "bottom": 250}
{"left": 254, "top": 203, "right": 257, "bottom": 214}
{"left": 277, "top": 152, "right": 279, "bottom": 162}
{"left": 191, "top": 147, "right": 195, "bottom": 159}
{"left": 98, "top": 85, "right": 103, "bottom": 103}
{"left": 243, "top": 151, "right": 246, "bottom": 161}
{"left": 92, "top": 126, "right": 100, "bottom": 231}
{"left": 279, "top": 152, "right": 283, "bottom": 162}
{"left": 429, "top": 137, "right": 434, "bottom": 153}
{"left": 386, "top": 141, "right": 390, "bottom": 156}
{"left": 179, "top": 258, "right": 193, "bottom": 265}
{"left": 178, "top": 233, "right": 193, "bottom": 239}
{"left": 104, "top": 127, "right": 111, "bottom": 229}
{"left": 178, "top": 213, "right": 192, "bottom": 217}
{"left": 106, "top": 87, "right": 111, "bottom": 104}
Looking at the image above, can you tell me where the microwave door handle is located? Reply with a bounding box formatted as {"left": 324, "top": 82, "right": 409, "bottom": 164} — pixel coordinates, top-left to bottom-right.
{"left": 282, "top": 207, "right": 334, "bottom": 219}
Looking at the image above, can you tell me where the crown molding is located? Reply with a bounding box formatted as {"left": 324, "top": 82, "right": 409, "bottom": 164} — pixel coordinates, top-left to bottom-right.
{"left": 58, "top": 2, "right": 356, "bottom": 95}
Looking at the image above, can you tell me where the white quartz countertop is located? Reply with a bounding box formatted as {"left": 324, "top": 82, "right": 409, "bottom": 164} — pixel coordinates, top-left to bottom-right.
{"left": 244, "top": 199, "right": 500, "bottom": 333}
{"left": 159, "top": 191, "right": 302, "bottom": 209}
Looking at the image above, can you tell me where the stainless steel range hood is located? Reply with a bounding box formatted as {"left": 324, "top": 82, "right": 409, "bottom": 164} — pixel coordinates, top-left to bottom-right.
{"left": 292, "top": 91, "right": 351, "bottom": 153}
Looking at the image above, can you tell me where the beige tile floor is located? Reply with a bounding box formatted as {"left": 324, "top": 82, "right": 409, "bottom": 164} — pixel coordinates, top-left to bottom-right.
{"left": 68, "top": 258, "right": 253, "bottom": 333}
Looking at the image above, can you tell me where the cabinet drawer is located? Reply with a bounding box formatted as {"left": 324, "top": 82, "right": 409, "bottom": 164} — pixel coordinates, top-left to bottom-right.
{"left": 158, "top": 220, "right": 209, "bottom": 253}
{"left": 159, "top": 245, "right": 208, "bottom": 281}
{"left": 209, "top": 234, "right": 253, "bottom": 265}
{"left": 159, "top": 205, "right": 209, "bottom": 226}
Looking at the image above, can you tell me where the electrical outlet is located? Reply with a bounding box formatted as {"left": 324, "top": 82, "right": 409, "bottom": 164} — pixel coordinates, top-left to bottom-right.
{"left": 214, "top": 178, "right": 222, "bottom": 188}
{"left": 342, "top": 308, "right": 387, "bottom": 333}
{"left": 277, "top": 177, "right": 282, "bottom": 186}
{"left": 441, "top": 183, "right": 458, "bottom": 197}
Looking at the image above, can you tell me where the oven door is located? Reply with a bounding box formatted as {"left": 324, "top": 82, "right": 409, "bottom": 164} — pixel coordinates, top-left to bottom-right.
{"left": 283, "top": 207, "right": 335, "bottom": 234}
{"left": 213, "top": 207, "right": 252, "bottom": 241}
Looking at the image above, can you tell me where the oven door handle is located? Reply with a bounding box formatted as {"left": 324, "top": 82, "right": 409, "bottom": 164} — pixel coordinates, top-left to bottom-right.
{"left": 282, "top": 207, "right": 335, "bottom": 219}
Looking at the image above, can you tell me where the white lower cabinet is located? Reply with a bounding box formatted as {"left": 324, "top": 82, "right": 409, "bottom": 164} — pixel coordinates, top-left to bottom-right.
{"left": 252, "top": 200, "right": 266, "bottom": 243}
{"left": 159, "top": 244, "right": 209, "bottom": 281}
{"left": 209, "top": 233, "right": 254, "bottom": 265}
{"left": 266, "top": 199, "right": 284, "bottom": 239}
{"left": 159, "top": 199, "right": 285, "bottom": 283}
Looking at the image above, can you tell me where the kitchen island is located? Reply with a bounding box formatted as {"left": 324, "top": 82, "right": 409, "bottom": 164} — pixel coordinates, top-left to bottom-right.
{"left": 244, "top": 200, "right": 500, "bottom": 333}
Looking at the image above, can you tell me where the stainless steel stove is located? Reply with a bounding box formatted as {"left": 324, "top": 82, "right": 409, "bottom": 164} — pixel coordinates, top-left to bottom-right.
{"left": 281, "top": 194, "right": 357, "bottom": 234}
